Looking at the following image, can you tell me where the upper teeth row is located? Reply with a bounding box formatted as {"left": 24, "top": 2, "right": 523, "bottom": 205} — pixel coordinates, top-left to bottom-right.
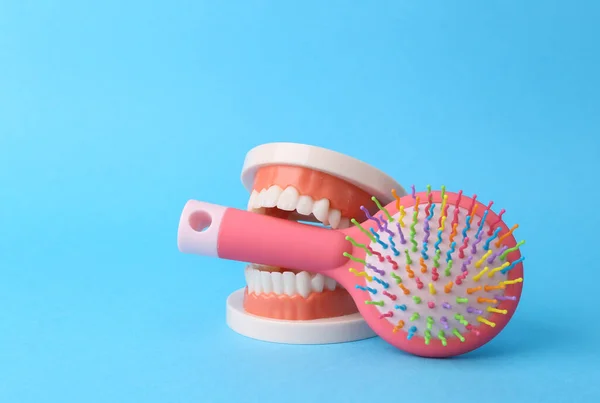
{"left": 247, "top": 185, "right": 350, "bottom": 229}
{"left": 245, "top": 264, "right": 338, "bottom": 297}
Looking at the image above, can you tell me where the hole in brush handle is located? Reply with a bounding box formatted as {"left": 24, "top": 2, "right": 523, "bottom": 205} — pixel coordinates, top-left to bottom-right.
{"left": 217, "top": 208, "right": 352, "bottom": 273}
{"left": 177, "top": 200, "right": 228, "bottom": 257}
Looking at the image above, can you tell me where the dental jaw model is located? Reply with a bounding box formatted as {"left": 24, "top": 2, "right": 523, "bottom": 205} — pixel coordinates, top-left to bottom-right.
{"left": 226, "top": 142, "right": 407, "bottom": 344}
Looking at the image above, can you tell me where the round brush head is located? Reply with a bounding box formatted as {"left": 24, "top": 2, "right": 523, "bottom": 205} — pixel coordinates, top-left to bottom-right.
{"left": 346, "top": 186, "right": 524, "bottom": 357}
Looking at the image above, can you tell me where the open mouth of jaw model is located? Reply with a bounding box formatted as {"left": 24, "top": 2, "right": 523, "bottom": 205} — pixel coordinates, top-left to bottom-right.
{"left": 242, "top": 165, "right": 378, "bottom": 321}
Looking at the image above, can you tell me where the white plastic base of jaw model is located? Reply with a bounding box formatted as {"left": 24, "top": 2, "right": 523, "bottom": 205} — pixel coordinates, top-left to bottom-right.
{"left": 241, "top": 142, "right": 407, "bottom": 204}
{"left": 226, "top": 288, "right": 376, "bottom": 344}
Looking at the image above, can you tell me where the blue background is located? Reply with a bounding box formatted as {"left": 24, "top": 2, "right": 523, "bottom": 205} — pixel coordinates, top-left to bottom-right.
{"left": 1, "top": 1, "right": 599, "bottom": 402}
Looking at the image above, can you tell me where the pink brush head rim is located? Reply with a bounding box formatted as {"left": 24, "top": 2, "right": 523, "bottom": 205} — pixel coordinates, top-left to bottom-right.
{"left": 336, "top": 190, "right": 524, "bottom": 358}
{"left": 177, "top": 188, "right": 524, "bottom": 358}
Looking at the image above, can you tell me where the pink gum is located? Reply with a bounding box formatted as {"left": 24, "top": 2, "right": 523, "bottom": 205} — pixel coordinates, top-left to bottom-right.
{"left": 243, "top": 288, "right": 358, "bottom": 320}
{"left": 252, "top": 165, "right": 378, "bottom": 218}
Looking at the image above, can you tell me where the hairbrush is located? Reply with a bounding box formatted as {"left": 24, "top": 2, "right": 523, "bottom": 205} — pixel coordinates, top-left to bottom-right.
{"left": 177, "top": 185, "right": 525, "bottom": 357}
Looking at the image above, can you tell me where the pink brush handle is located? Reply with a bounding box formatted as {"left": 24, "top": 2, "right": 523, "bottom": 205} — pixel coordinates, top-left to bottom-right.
{"left": 177, "top": 200, "right": 352, "bottom": 273}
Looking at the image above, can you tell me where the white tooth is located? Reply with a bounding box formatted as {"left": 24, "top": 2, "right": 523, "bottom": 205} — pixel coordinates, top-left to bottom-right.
{"left": 271, "top": 272, "right": 283, "bottom": 294}
{"left": 255, "top": 188, "right": 267, "bottom": 208}
{"left": 262, "top": 185, "right": 282, "bottom": 208}
{"left": 296, "top": 195, "right": 314, "bottom": 216}
{"left": 260, "top": 271, "right": 272, "bottom": 294}
{"left": 312, "top": 198, "right": 330, "bottom": 224}
{"left": 253, "top": 269, "right": 263, "bottom": 294}
{"left": 276, "top": 186, "right": 299, "bottom": 211}
{"left": 247, "top": 190, "right": 259, "bottom": 211}
{"left": 282, "top": 272, "right": 296, "bottom": 296}
{"left": 296, "top": 272, "right": 311, "bottom": 298}
{"left": 338, "top": 217, "right": 350, "bottom": 229}
{"left": 325, "top": 277, "right": 337, "bottom": 291}
{"left": 251, "top": 207, "right": 266, "bottom": 214}
{"left": 261, "top": 265, "right": 280, "bottom": 272}
{"left": 250, "top": 268, "right": 259, "bottom": 293}
{"left": 311, "top": 274, "right": 325, "bottom": 293}
{"left": 245, "top": 266, "right": 254, "bottom": 293}
{"left": 328, "top": 209, "right": 342, "bottom": 229}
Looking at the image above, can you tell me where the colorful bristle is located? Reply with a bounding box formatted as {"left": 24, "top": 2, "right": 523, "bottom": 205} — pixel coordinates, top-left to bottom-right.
{"left": 371, "top": 196, "right": 393, "bottom": 221}
{"left": 349, "top": 185, "right": 524, "bottom": 348}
